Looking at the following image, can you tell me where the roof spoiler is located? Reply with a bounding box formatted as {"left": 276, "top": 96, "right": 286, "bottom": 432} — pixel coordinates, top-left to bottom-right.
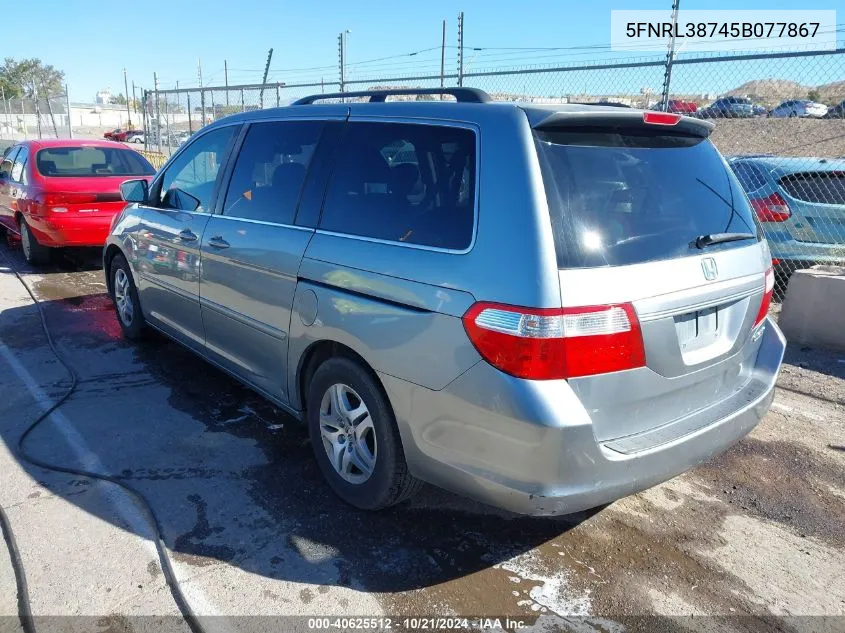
{"left": 530, "top": 109, "right": 715, "bottom": 138}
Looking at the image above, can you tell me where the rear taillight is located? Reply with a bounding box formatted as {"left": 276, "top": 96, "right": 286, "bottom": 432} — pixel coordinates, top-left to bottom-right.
{"left": 754, "top": 268, "right": 775, "bottom": 327}
{"left": 750, "top": 193, "right": 791, "bottom": 222}
{"left": 42, "top": 192, "right": 101, "bottom": 205}
{"left": 462, "top": 302, "right": 646, "bottom": 380}
{"left": 643, "top": 111, "right": 681, "bottom": 125}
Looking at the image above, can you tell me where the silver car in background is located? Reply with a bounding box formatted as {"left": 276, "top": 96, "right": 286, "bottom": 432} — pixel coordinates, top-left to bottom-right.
{"left": 105, "top": 88, "right": 785, "bottom": 515}
{"left": 770, "top": 100, "right": 828, "bottom": 118}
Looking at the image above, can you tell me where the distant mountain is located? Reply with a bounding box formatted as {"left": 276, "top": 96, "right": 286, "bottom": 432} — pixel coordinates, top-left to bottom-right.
{"left": 726, "top": 79, "right": 808, "bottom": 99}
{"left": 726, "top": 79, "right": 844, "bottom": 104}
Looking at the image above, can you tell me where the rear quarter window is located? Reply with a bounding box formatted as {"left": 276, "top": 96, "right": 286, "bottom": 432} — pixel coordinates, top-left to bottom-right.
{"left": 730, "top": 161, "right": 769, "bottom": 193}
{"left": 535, "top": 127, "right": 760, "bottom": 268}
{"left": 319, "top": 122, "right": 476, "bottom": 250}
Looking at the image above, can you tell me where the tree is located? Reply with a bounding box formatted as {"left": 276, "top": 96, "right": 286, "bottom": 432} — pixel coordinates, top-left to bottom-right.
{"left": 807, "top": 89, "right": 821, "bottom": 102}
{"left": 0, "top": 58, "right": 65, "bottom": 98}
{"left": 113, "top": 93, "right": 127, "bottom": 105}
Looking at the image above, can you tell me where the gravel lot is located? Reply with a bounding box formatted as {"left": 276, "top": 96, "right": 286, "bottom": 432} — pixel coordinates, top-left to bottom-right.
{"left": 708, "top": 118, "right": 845, "bottom": 158}
{"left": 0, "top": 244, "right": 843, "bottom": 633}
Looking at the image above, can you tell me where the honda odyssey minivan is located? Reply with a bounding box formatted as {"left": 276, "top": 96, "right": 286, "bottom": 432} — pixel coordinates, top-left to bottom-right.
{"left": 105, "top": 87, "right": 785, "bottom": 515}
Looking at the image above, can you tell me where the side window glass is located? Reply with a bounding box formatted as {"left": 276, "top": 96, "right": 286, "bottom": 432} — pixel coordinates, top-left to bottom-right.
{"left": 11, "top": 147, "right": 28, "bottom": 183}
{"left": 222, "top": 120, "right": 324, "bottom": 224}
{"left": 0, "top": 147, "right": 19, "bottom": 179}
{"left": 320, "top": 122, "right": 476, "bottom": 250}
{"left": 159, "top": 126, "right": 236, "bottom": 212}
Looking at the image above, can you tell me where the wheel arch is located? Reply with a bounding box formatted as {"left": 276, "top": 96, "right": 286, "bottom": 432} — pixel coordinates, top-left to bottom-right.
{"left": 295, "top": 340, "right": 387, "bottom": 417}
{"left": 103, "top": 243, "right": 130, "bottom": 296}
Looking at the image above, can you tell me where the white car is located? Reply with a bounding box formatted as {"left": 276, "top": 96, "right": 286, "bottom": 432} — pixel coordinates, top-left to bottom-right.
{"left": 770, "top": 100, "right": 828, "bottom": 118}
{"left": 125, "top": 131, "right": 145, "bottom": 144}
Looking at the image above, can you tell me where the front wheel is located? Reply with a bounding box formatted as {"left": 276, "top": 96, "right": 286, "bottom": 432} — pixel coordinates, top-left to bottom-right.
{"left": 110, "top": 253, "right": 145, "bottom": 340}
{"left": 20, "top": 220, "right": 51, "bottom": 265}
{"left": 307, "top": 357, "right": 422, "bottom": 510}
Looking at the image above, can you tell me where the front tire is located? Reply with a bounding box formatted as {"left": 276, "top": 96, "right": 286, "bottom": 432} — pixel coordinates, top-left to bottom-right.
{"left": 110, "top": 253, "right": 145, "bottom": 340}
{"left": 307, "top": 357, "right": 422, "bottom": 510}
{"left": 19, "top": 220, "right": 50, "bottom": 265}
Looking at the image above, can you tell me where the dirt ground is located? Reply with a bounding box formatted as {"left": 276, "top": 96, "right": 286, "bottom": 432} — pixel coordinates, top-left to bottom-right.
{"left": 0, "top": 245, "right": 843, "bottom": 633}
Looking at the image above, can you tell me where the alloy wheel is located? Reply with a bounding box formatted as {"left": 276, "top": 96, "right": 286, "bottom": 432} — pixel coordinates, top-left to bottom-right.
{"left": 319, "top": 383, "right": 377, "bottom": 484}
{"left": 114, "top": 268, "right": 134, "bottom": 326}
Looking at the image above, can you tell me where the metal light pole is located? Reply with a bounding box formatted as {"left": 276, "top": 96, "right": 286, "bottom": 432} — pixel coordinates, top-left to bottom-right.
{"left": 224, "top": 59, "right": 229, "bottom": 106}
{"left": 65, "top": 85, "right": 73, "bottom": 137}
{"left": 440, "top": 19, "right": 447, "bottom": 96}
{"left": 123, "top": 68, "right": 132, "bottom": 127}
{"left": 660, "top": 0, "right": 680, "bottom": 111}
{"left": 338, "top": 30, "right": 350, "bottom": 94}
{"left": 457, "top": 12, "right": 464, "bottom": 87}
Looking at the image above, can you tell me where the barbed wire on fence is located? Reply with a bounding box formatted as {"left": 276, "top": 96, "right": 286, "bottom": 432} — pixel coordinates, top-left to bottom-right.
{"left": 1, "top": 47, "right": 842, "bottom": 281}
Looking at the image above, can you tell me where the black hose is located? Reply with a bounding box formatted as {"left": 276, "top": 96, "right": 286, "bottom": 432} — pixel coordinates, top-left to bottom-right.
{"left": 0, "top": 247, "right": 205, "bottom": 633}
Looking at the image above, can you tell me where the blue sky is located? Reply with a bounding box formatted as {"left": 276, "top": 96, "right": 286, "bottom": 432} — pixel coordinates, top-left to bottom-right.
{"left": 7, "top": 0, "right": 843, "bottom": 101}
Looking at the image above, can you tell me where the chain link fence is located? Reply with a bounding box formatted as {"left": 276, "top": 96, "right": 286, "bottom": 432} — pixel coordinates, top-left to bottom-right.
{"left": 146, "top": 48, "right": 844, "bottom": 285}
{"left": 0, "top": 91, "right": 72, "bottom": 144}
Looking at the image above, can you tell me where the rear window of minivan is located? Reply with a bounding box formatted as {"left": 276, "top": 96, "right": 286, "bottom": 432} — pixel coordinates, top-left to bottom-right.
{"left": 534, "top": 127, "right": 759, "bottom": 268}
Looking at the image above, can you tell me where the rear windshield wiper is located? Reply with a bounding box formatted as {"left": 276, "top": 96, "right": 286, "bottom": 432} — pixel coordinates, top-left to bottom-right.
{"left": 691, "top": 232, "right": 757, "bottom": 249}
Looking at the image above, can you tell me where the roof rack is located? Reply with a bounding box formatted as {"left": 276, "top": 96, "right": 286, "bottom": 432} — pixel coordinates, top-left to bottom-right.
{"left": 292, "top": 87, "right": 491, "bottom": 105}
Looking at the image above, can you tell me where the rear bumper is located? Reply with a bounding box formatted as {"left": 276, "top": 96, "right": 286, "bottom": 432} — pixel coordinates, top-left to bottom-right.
{"left": 27, "top": 213, "right": 115, "bottom": 247}
{"left": 382, "top": 319, "right": 785, "bottom": 516}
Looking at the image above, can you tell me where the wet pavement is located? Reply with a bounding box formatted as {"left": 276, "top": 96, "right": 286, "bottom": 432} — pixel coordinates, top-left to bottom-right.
{"left": 0, "top": 242, "right": 843, "bottom": 633}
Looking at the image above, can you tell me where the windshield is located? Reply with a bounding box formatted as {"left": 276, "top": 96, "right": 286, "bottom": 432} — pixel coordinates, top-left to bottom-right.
{"left": 534, "top": 127, "right": 760, "bottom": 268}
{"left": 36, "top": 147, "right": 155, "bottom": 178}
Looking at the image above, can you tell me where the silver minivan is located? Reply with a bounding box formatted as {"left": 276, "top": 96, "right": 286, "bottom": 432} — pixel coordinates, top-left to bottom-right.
{"left": 105, "top": 88, "right": 785, "bottom": 515}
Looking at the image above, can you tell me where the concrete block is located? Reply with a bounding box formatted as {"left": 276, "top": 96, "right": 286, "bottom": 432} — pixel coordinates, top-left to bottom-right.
{"left": 779, "top": 265, "right": 845, "bottom": 352}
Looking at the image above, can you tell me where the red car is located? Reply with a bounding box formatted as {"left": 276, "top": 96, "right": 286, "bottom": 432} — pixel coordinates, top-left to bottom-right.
{"left": 0, "top": 139, "right": 155, "bottom": 264}
{"left": 665, "top": 99, "right": 698, "bottom": 114}
{"left": 104, "top": 128, "right": 140, "bottom": 142}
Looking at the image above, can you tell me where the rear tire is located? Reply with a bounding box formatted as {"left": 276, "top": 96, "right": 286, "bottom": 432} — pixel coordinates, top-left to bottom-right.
{"left": 19, "top": 220, "right": 50, "bottom": 266}
{"left": 306, "top": 357, "right": 422, "bottom": 511}
{"left": 110, "top": 253, "right": 145, "bottom": 340}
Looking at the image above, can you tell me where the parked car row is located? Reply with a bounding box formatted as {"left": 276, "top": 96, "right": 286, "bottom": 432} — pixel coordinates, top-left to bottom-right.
{"left": 657, "top": 97, "right": 840, "bottom": 119}
{"left": 0, "top": 89, "right": 791, "bottom": 518}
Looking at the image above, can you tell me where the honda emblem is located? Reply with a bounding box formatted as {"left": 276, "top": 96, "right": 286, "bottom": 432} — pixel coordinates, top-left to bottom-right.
{"left": 701, "top": 257, "right": 718, "bottom": 281}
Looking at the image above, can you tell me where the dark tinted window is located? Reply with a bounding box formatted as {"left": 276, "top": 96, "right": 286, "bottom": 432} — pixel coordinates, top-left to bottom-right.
{"left": 160, "top": 126, "right": 236, "bottom": 212}
{"left": 320, "top": 122, "right": 475, "bottom": 250}
{"left": 730, "top": 161, "right": 769, "bottom": 192}
{"left": 222, "top": 121, "right": 323, "bottom": 224}
{"left": 535, "top": 128, "right": 759, "bottom": 268}
{"left": 779, "top": 172, "right": 845, "bottom": 205}
{"left": 35, "top": 147, "right": 154, "bottom": 177}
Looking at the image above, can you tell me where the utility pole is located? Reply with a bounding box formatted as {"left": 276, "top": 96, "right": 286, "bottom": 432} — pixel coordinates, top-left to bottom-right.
{"left": 65, "top": 84, "right": 72, "bottom": 138}
{"left": 259, "top": 48, "right": 274, "bottom": 109}
{"left": 224, "top": 59, "right": 229, "bottom": 106}
{"left": 457, "top": 12, "right": 465, "bottom": 87}
{"left": 132, "top": 81, "right": 138, "bottom": 117}
{"left": 198, "top": 59, "right": 206, "bottom": 127}
{"left": 123, "top": 68, "right": 132, "bottom": 127}
{"left": 337, "top": 30, "right": 351, "bottom": 96}
{"left": 34, "top": 86, "right": 43, "bottom": 139}
{"left": 42, "top": 82, "right": 59, "bottom": 137}
{"left": 440, "top": 19, "right": 447, "bottom": 96}
{"left": 154, "top": 72, "right": 161, "bottom": 153}
{"left": 660, "top": 0, "right": 680, "bottom": 111}
{"left": 338, "top": 32, "right": 346, "bottom": 93}
{"left": 0, "top": 87, "right": 9, "bottom": 132}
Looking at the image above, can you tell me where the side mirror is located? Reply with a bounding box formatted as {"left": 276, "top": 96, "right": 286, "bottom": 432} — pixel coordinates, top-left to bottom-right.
{"left": 120, "top": 179, "right": 149, "bottom": 203}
